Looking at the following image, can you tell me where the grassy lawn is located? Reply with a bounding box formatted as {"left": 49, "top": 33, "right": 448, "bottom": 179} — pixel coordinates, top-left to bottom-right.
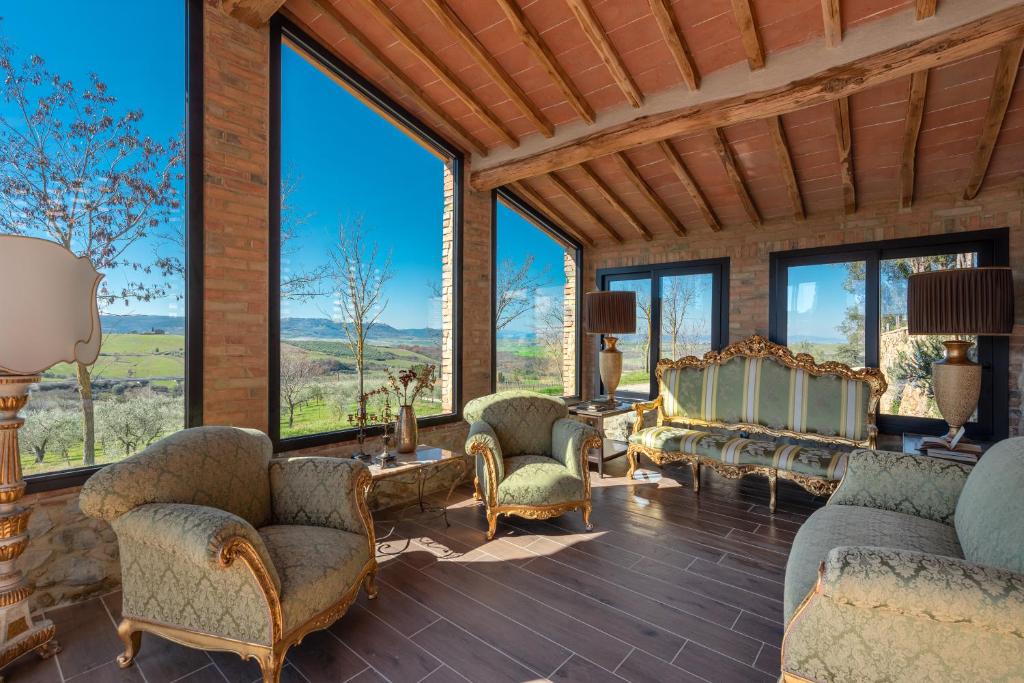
{"left": 280, "top": 396, "right": 444, "bottom": 440}
{"left": 45, "top": 333, "right": 185, "bottom": 381}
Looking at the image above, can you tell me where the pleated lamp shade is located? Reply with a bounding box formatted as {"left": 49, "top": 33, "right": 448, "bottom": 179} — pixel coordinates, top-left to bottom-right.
{"left": 585, "top": 291, "right": 636, "bottom": 335}
{"left": 907, "top": 267, "right": 1014, "bottom": 336}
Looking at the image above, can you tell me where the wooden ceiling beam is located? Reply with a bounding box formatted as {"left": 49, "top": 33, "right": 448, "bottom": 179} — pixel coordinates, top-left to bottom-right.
{"left": 899, "top": 70, "right": 929, "bottom": 208}
{"left": 358, "top": 0, "right": 518, "bottom": 148}
{"left": 495, "top": 0, "right": 595, "bottom": 125}
{"left": 614, "top": 152, "right": 687, "bottom": 236}
{"left": 578, "top": 163, "right": 653, "bottom": 240}
{"left": 221, "top": 0, "right": 286, "bottom": 27}
{"left": 832, "top": 97, "right": 856, "bottom": 215}
{"left": 766, "top": 116, "right": 805, "bottom": 220}
{"left": 421, "top": 0, "right": 553, "bottom": 138}
{"left": 509, "top": 181, "right": 596, "bottom": 247}
{"left": 710, "top": 128, "right": 762, "bottom": 227}
{"left": 648, "top": 0, "right": 700, "bottom": 90}
{"left": 658, "top": 140, "right": 722, "bottom": 232}
{"left": 547, "top": 173, "right": 625, "bottom": 243}
{"left": 731, "top": 0, "right": 765, "bottom": 70}
{"left": 822, "top": 0, "right": 843, "bottom": 48}
{"left": 565, "top": 0, "right": 643, "bottom": 107}
{"left": 916, "top": 0, "right": 938, "bottom": 21}
{"left": 304, "top": 0, "right": 486, "bottom": 156}
{"left": 470, "top": 4, "right": 1024, "bottom": 191}
{"left": 963, "top": 37, "right": 1024, "bottom": 200}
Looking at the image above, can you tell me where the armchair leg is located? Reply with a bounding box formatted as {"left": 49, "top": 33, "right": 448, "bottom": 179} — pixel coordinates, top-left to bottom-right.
{"left": 485, "top": 510, "right": 498, "bottom": 541}
{"left": 625, "top": 447, "right": 638, "bottom": 480}
{"left": 115, "top": 620, "right": 142, "bottom": 669}
{"left": 363, "top": 568, "right": 379, "bottom": 600}
{"left": 258, "top": 651, "right": 284, "bottom": 683}
{"left": 769, "top": 469, "right": 778, "bottom": 513}
{"left": 582, "top": 504, "right": 593, "bottom": 531}
{"left": 689, "top": 461, "right": 700, "bottom": 493}
{"left": 473, "top": 476, "right": 481, "bottom": 501}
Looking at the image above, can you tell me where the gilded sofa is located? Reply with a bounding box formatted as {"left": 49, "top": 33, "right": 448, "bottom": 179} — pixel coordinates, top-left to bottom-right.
{"left": 627, "top": 336, "right": 887, "bottom": 511}
{"left": 79, "top": 426, "right": 377, "bottom": 683}
{"left": 782, "top": 439, "right": 1024, "bottom": 682}
{"left": 464, "top": 391, "right": 602, "bottom": 539}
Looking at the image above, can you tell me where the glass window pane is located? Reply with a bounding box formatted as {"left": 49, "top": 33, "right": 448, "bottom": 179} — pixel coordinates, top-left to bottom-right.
{"left": 494, "top": 200, "right": 576, "bottom": 396}
{"left": 659, "top": 273, "right": 714, "bottom": 359}
{"left": 879, "top": 253, "right": 978, "bottom": 419}
{"left": 279, "top": 42, "right": 455, "bottom": 440}
{"left": 1, "top": 3, "right": 187, "bottom": 475}
{"left": 607, "top": 278, "right": 652, "bottom": 398}
{"left": 786, "top": 262, "right": 866, "bottom": 367}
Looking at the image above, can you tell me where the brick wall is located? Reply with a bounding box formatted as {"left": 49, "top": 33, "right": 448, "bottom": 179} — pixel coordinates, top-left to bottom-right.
{"left": 563, "top": 251, "right": 578, "bottom": 394}
{"left": 580, "top": 182, "right": 1024, "bottom": 435}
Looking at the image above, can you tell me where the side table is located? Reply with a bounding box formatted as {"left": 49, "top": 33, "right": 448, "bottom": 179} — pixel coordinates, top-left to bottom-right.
{"left": 901, "top": 432, "right": 991, "bottom": 465}
{"left": 569, "top": 401, "right": 634, "bottom": 478}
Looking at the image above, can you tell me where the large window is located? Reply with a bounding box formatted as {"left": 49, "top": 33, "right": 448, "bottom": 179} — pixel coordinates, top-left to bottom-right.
{"left": 770, "top": 230, "right": 1009, "bottom": 439}
{"left": 1, "top": 1, "right": 199, "bottom": 483}
{"left": 271, "top": 21, "right": 460, "bottom": 449}
{"left": 598, "top": 260, "right": 729, "bottom": 400}
{"left": 493, "top": 190, "right": 581, "bottom": 398}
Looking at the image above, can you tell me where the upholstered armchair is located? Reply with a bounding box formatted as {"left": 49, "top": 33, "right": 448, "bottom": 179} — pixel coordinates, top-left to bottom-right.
{"left": 79, "top": 426, "right": 377, "bottom": 683}
{"left": 464, "top": 391, "right": 601, "bottom": 540}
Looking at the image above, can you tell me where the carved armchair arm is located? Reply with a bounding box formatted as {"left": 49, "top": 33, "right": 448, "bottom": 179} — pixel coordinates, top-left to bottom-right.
{"left": 551, "top": 418, "right": 601, "bottom": 479}
{"left": 270, "top": 457, "right": 373, "bottom": 536}
{"left": 829, "top": 449, "right": 971, "bottom": 524}
{"left": 631, "top": 396, "right": 663, "bottom": 434}
{"left": 111, "top": 503, "right": 283, "bottom": 645}
{"left": 467, "top": 421, "right": 504, "bottom": 503}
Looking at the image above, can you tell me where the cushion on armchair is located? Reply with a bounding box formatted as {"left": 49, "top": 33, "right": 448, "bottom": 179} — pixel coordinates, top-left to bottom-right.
{"left": 497, "top": 455, "right": 584, "bottom": 506}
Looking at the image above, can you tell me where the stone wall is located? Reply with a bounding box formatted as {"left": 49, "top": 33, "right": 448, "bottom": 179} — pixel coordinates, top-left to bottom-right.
{"left": 580, "top": 182, "right": 1024, "bottom": 436}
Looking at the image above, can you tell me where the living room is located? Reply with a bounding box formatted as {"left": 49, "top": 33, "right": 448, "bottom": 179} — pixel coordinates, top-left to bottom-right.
{"left": 0, "top": 0, "right": 1022, "bottom": 681}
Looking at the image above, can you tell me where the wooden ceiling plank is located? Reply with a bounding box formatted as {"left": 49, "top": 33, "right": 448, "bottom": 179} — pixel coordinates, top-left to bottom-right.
{"left": 658, "top": 140, "right": 722, "bottom": 232}
{"left": 648, "top": 0, "right": 700, "bottom": 90}
{"left": 421, "top": 0, "right": 553, "bottom": 138}
{"left": 766, "top": 116, "right": 805, "bottom": 220}
{"left": 822, "top": 0, "right": 842, "bottom": 48}
{"left": 221, "top": 0, "right": 286, "bottom": 27}
{"left": 916, "top": 0, "right": 938, "bottom": 20}
{"left": 731, "top": 0, "right": 765, "bottom": 70}
{"left": 358, "top": 0, "right": 518, "bottom": 148}
{"left": 510, "top": 181, "right": 597, "bottom": 247}
{"left": 305, "top": 0, "right": 486, "bottom": 156}
{"left": 614, "top": 152, "right": 687, "bottom": 236}
{"left": 547, "top": 173, "right": 625, "bottom": 243}
{"left": 470, "top": 5, "right": 1024, "bottom": 191}
{"left": 832, "top": 96, "right": 856, "bottom": 215}
{"left": 495, "top": 0, "right": 595, "bottom": 125}
{"left": 963, "top": 37, "right": 1024, "bottom": 200}
{"left": 710, "top": 128, "right": 762, "bottom": 227}
{"left": 578, "top": 163, "right": 653, "bottom": 240}
{"left": 899, "top": 70, "right": 929, "bottom": 208}
{"left": 565, "top": 0, "right": 644, "bottom": 107}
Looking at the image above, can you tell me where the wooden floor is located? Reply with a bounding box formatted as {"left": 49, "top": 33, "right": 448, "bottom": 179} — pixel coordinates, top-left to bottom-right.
{"left": 7, "top": 455, "right": 826, "bottom": 683}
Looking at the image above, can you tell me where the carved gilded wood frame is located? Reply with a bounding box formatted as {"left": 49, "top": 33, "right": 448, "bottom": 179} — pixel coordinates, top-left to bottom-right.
{"left": 115, "top": 469, "right": 378, "bottom": 683}
{"left": 469, "top": 435, "right": 602, "bottom": 540}
{"left": 626, "top": 335, "right": 887, "bottom": 512}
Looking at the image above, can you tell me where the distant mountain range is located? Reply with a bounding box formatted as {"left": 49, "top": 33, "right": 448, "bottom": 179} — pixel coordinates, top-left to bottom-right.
{"left": 788, "top": 333, "right": 845, "bottom": 344}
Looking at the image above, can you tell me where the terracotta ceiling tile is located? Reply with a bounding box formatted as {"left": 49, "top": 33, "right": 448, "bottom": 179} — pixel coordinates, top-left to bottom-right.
{"left": 842, "top": 0, "right": 913, "bottom": 31}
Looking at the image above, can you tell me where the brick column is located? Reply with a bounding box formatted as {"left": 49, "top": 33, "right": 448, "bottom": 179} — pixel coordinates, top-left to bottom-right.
{"left": 562, "top": 252, "right": 578, "bottom": 395}
{"left": 461, "top": 175, "right": 494, "bottom": 403}
{"left": 440, "top": 162, "right": 456, "bottom": 412}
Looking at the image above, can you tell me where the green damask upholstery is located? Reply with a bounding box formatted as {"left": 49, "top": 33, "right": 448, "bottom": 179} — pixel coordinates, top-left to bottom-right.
{"left": 79, "top": 427, "right": 376, "bottom": 683}
{"left": 956, "top": 438, "right": 1024, "bottom": 574}
{"left": 463, "top": 391, "right": 600, "bottom": 538}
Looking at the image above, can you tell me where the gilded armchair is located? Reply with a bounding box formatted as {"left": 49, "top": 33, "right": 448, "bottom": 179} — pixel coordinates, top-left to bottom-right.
{"left": 464, "top": 391, "right": 601, "bottom": 540}
{"left": 79, "top": 426, "right": 377, "bottom": 683}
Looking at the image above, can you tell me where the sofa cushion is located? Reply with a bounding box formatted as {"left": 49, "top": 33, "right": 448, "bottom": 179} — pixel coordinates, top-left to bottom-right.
{"left": 955, "top": 437, "right": 1024, "bottom": 574}
{"left": 497, "top": 454, "right": 583, "bottom": 507}
{"left": 784, "top": 505, "right": 963, "bottom": 623}
{"left": 259, "top": 525, "right": 371, "bottom": 635}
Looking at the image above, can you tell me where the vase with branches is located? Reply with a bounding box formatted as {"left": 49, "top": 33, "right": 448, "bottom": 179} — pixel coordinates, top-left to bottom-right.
{"left": 385, "top": 365, "right": 436, "bottom": 453}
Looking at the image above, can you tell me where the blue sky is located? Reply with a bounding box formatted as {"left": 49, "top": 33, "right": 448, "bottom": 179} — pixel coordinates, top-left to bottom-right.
{"left": 787, "top": 262, "right": 863, "bottom": 342}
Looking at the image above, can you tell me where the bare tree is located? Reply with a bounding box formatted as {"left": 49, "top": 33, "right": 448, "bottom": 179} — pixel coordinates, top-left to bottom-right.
{"left": 279, "top": 352, "right": 317, "bottom": 428}
{"left": 0, "top": 39, "right": 184, "bottom": 464}
{"left": 539, "top": 297, "right": 565, "bottom": 383}
{"left": 636, "top": 290, "right": 652, "bottom": 373}
{"left": 327, "top": 219, "right": 393, "bottom": 406}
{"left": 496, "top": 256, "right": 551, "bottom": 331}
{"left": 662, "top": 277, "right": 699, "bottom": 359}
{"left": 279, "top": 169, "right": 329, "bottom": 301}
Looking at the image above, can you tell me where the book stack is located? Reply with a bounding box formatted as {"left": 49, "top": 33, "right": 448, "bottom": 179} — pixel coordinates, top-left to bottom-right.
{"left": 917, "top": 429, "right": 981, "bottom": 464}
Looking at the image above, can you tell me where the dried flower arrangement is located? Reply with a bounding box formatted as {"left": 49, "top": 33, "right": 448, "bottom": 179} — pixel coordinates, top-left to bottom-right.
{"left": 385, "top": 364, "right": 437, "bottom": 407}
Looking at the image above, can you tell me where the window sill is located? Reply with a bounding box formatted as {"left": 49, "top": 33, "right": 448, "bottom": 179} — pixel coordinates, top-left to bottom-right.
{"left": 25, "top": 465, "right": 101, "bottom": 495}
{"left": 275, "top": 411, "right": 463, "bottom": 452}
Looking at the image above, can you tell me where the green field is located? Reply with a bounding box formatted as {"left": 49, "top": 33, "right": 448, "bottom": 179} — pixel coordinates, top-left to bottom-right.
{"left": 44, "top": 333, "right": 185, "bottom": 382}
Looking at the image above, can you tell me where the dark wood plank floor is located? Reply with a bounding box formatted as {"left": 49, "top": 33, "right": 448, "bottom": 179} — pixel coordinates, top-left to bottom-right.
{"left": 8, "top": 455, "right": 825, "bottom": 683}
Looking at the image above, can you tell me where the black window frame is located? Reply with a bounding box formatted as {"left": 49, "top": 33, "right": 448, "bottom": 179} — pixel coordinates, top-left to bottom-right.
{"left": 769, "top": 228, "right": 1010, "bottom": 441}
{"left": 596, "top": 258, "right": 730, "bottom": 400}
{"left": 27, "top": 0, "right": 204, "bottom": 493}
{"left": 269, "top": 16, "right": 464, "bottom": 452}
{"left": 491, "top": 187, "right": 583, "bottom": 400}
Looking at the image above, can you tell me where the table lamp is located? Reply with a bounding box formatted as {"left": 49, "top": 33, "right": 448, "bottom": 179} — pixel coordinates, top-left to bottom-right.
{"left": 585, "top": 291, "right": 637, "bottom": 405}
{"left": 907, "top": 267, "right": 1014, "bottom": 443}
{"left": 0, "top": 236, "right": 103, "bottom": 669}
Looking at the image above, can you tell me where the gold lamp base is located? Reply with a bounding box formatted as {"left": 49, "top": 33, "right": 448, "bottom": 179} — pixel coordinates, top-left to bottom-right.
{"left": 599, "top": 336, "right": 623, "bottom": 405}
{"left": 932, "top": 340, "right": 981, "bottom": 440}
{"left": 0, "top": 376, "right": 60, "bottom": 675}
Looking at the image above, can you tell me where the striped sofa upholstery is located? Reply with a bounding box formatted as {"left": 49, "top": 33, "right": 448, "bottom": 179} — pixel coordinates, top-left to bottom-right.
{"left": 627, "top": 336, "right": 887, "bottom": 512}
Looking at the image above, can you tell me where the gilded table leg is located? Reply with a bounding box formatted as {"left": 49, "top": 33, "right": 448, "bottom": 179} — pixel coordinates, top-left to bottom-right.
{"left": 689, "top": 460, "right": 700, "bottom": 493}
{"left": 768, "top": 469, "right": 778, "bottom": 513}
{"left": 115, "top": 620, "right": 141, "bottom": 668}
